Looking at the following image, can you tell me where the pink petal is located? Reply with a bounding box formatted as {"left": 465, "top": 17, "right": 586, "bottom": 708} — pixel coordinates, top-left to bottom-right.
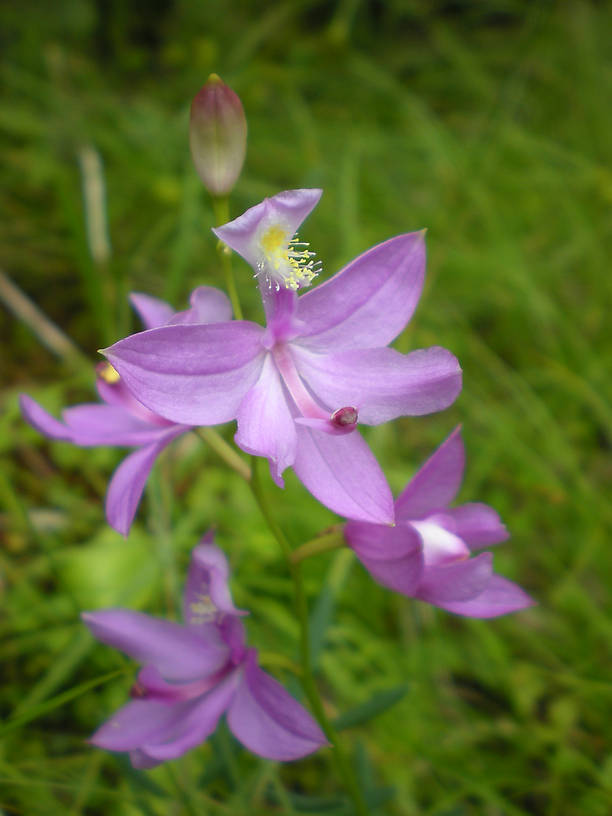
{"left": 292, "top": 425, "right": 394, "bottom": 524}
{"left": 416, "top": 552, "right": 493, "bottom": 604}
{"left": 90, "top": 698, "right": 188, "bottom": 752}
{"left": 82, "top": 610, "right": 229, "bottom": 682}
{"left": 295, "top": 231, "right": 426, "bottom": 352}
{"left": 20, "top": 394, "right": 73, "bottom": 442}
{"left": 63, "top": 403, "right": 170, "bottom": 446}
{"left": 168, "top": 285, "right": 233, "bottom": 325}
{"left": 445, "top": 503, "right": 510, "bottom": 548}
{"left": 395, "top": 427, "right": 465, "bottom": 521}
{"left": 227, "top": 651, "right": 327, "bottom": 761}
{"left": 235, "top": 354, "right": 297, "bottom": 487}
{"left": 183, "top": 538, "right": 248, "bottom": 630}
{"left": 293, "top": 345, "right": 462, "bottom": 424}
{"left": 129, "top": 293, "right": 175, "bottom": 330}
{"left": 105, "top": 426, "right": 186, "bottom": 536}
{"left": 103, "top": 322, "right": 266, "bottom": 425}
{"left": 430, "top": 575, "right": 535, "bottom": 618}
{"left": 346, "top": 522, "right": 424, "bottom": 595}
{"left": 212, "top": 189, "right": 322, "bottom": 272}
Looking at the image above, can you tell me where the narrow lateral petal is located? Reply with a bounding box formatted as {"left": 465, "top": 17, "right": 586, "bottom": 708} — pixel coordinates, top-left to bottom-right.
{"left": 183, "top": 539, "right": 247, "bottom": 629}
{"left": 104, "top": 322, "right": 265, "bottom": 425}
{"left": 295, "top": 231, "right": 426, "bottom": 351}
{"left": 90, "top": 698, "right": 188, "bottom": 752}
{"left": 395, "top": 427, "right": 465, "bottom": 521}
{"left": 417, "top": 552, "right": 493, "bottom": 604}
{"left": 139, "top": 671, "right": 239, "bottom": 763}
{"left": 235, "top": 354, "right": 297, "bottom": 487}
{"left": 347, "top": 523, "right": 424, "bottom": 595}
{"left": 227, "top": 651, "right": 327, "bottom": 761}
{"left": 20, "top": 394, "right": 74, "bottom": 442}
{"left": 82, "top": 610, "right": 228, "bottom": 682}
{"left": 105, "top": 427, "right": 186, "bottom": 536}
{"left": 169, "top": 285, "right": 233, "bottom": 325}
{"left": 63, "top": 403, "right": 170, "bottom": 446}
{"left": 293, "top": 345, "right": 462, "bottom": 424}
{"left": 293, "top": 426, "right": 394, "bottom": 524}
{"left": 445, "top": 503, "right": 510, "bottom": 548}
{"left": 431, "top": 575, "right": 535, "bottom": 618}
{"left": 129, "top": 293, "right": 175, "bottom": 330}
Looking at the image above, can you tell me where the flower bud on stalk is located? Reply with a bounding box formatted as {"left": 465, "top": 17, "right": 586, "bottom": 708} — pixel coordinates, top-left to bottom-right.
{"left": 190, "top": 74, "right": 247, "bottom": 196}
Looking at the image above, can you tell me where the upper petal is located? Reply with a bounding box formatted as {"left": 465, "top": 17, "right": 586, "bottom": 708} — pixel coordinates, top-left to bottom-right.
{"left": 234, "top": 354, "right": 297, "bottom": 487}
{"left": 293, "top": 345, "right": 462, "bottom": 424}
{"left": 82, "top": 609, "right": 229, "bottom": 682}
{"left": 105, "top": 426, "right": 187, "bottom": 536}
{"left": 295, "top": 231, "right": 426, "bottom": 351}
{"left": 416, "top": 551, "right": 493, "bottom": 604}
{"left": 103, "top": 322, "right": 266, "bottom": 425}
{"left": 183, "top": 537, "right": 248, "bottom": 633}
{"left": 292, "top": 425, "right": 394, "bottom": 524}
{"left": 395, "top": 426, "right": 465, "bottom": 521}
{"left": 168, "top": 285, "right": 233, "bottom": 325}
{"left": 445, "top": 503, "right": 510, "bottom": 548}
{"left": 129, "top": 293, "right": 175, "bottom": 330}
{"left": 432, "top": 574, "right": 535, "bottom": 618}
{"left": 212, "top": 189, "right": 322, "bottom": 272}
{"left": 227, "top": 650, "right": 327, "bottom": 761}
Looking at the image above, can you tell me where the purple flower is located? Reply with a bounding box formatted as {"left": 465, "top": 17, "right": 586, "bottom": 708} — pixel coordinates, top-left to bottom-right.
{"left": 20, "top": 287, "right": 232, "bottom": 536}
{"left": 103, "top": 189, "right": 462, "bottom": 525}
{"left": 82, "top": 533, "right": 327, "bottom": 768}
{"left": 344, "top": 427, "right": 534, "bottom": 617}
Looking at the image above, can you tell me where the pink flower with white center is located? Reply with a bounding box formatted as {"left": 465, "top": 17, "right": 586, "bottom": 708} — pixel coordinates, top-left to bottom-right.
{"left": 344, "top": 427, "right": 535, "bottom": 617}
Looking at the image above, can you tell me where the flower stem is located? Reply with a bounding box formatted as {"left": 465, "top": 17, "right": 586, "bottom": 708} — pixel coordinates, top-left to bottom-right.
{"left": 291, "top": 526, "right": 345, "bottom": 564}
{"left": 211, "top": 195, "right": 243, "bottom": 320}
{"left": 248, "top": 457, "right": 369, "bottom": 816}
{"left": 194, "top": 427, "right": 251, "bottom": 481}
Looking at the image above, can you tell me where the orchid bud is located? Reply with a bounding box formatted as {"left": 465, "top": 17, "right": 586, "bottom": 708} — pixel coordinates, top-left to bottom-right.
{"left": 189, "top": 74, "right": 247, "bottom": 196}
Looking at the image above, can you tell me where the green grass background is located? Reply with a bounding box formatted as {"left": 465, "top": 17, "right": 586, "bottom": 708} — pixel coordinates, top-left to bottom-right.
{"left": 1, "top": 1, "right": 611, "bottom": 813}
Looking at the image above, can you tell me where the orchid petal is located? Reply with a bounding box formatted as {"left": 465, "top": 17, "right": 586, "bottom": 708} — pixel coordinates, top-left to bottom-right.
{"left": 103, "top": 322, "right": 266, "bottom": 425}
{"left": 62, "top": 403, "right": 170, "bottom": 446}
{"left": 295, "top": 231, "right": 426, "bottom": 351}
{"left": 82, "top": 610, "right": 228, "bottom": 682}
{"left": 212, "top": 189, "right": 322, "bottom": 272}
{"left": 293, "top": 345, "right": 462, "bottom": 424}
{"left": 183, "top": 538, "right": 248, "bottom": 631}
{"left": 129, "top": 293, "right": 175, "bottom": 330}
{"left": 227, "top": 650, "right": 327, "bottom": 761}
{"left": 416, "top": 552, "right": 493, "bottom": 604}
{"left": 90, "top": 698, "right": 188, "bottom": 752}
{"left": 395, "top": 427, "right": 465, "bottom": 521}
{"left": 139, "top": 671, "right": 240, "bottom": 763}
{"left": 293, "top": 426, "right": 394, "bottom": 524}
{"left": 235, "top": 354, "right": 297, "bottom": 487}
{"left": 20, "top": 394, "right": 74, "bottom": 442}
{"left": 169, "top": 285, "right": 233, "bottom": 325}
{"left": 105, "top": 427, "right": 186, "bottom": 536}
{"left": 347, "top": 523, "right": 424, "bottom": 595}
{"left": 432, "top": 575, "right": 535, "bottom": 618}
{"left": 410, "top": 518, "right": 470, "bottom": 567}
{"left": 445, "top": 503, "right": 510, "bottom": 548}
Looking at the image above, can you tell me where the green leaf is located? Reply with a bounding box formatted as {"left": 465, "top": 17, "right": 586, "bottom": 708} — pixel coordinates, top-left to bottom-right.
{"left": 334, "top": 684, "right": 409, "bottom": 731}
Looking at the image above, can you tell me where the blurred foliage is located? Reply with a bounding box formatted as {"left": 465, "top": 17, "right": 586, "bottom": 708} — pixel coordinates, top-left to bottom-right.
{"left": 1, "top": 0, "right": 611, "bottom": 814}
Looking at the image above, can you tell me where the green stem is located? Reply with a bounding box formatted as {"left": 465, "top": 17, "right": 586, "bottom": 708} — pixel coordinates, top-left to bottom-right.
{"left": 291, "top": 527, "right": 345, "bottom": 564}
{"left": 211, "top": 195, "right": 243, "bottom": 320}
{"left": 248, "top": 457, "right": 368, "bottom": 816}
{"left": 194, "top": 427, "right": 251, "bottom": 481}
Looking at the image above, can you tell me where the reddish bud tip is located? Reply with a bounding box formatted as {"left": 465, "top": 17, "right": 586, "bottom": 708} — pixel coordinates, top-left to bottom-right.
{"left": 189, "top": 74, "right": 247, "bottom": 196}
{"left": 331, "top": 406, "right": 358, "bottom": 429}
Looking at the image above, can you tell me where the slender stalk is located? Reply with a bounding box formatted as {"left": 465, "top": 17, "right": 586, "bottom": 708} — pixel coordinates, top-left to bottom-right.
{"left": 194, "top": 427, "right": 251, "bottom": 481}
{"left": 248, "top": 457, "right": 369, "bottom": 816}
{"left": 291, "top": 527, "right": 345, "bottom": 564}
{"left": 211, "top": 195, "right": 243, "bottom": 320}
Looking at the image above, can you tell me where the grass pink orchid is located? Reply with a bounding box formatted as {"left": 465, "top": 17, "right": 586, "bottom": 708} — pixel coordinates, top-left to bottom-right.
{"left": 344, "top": 427, "right": 535, "bottom": 617}
{"left": 82, "top": 533, "right": 327, "bottom": 768}
{"left": 20, "top": 287, "right": 232, "bottom": 536}
{"left": 103, "top": 190, "right": 462, "bottom": 525}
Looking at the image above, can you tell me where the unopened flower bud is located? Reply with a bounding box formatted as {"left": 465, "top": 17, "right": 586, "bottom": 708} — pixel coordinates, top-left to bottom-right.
{"left": 189, "top": 74, "right": 247, "bottom": 196}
